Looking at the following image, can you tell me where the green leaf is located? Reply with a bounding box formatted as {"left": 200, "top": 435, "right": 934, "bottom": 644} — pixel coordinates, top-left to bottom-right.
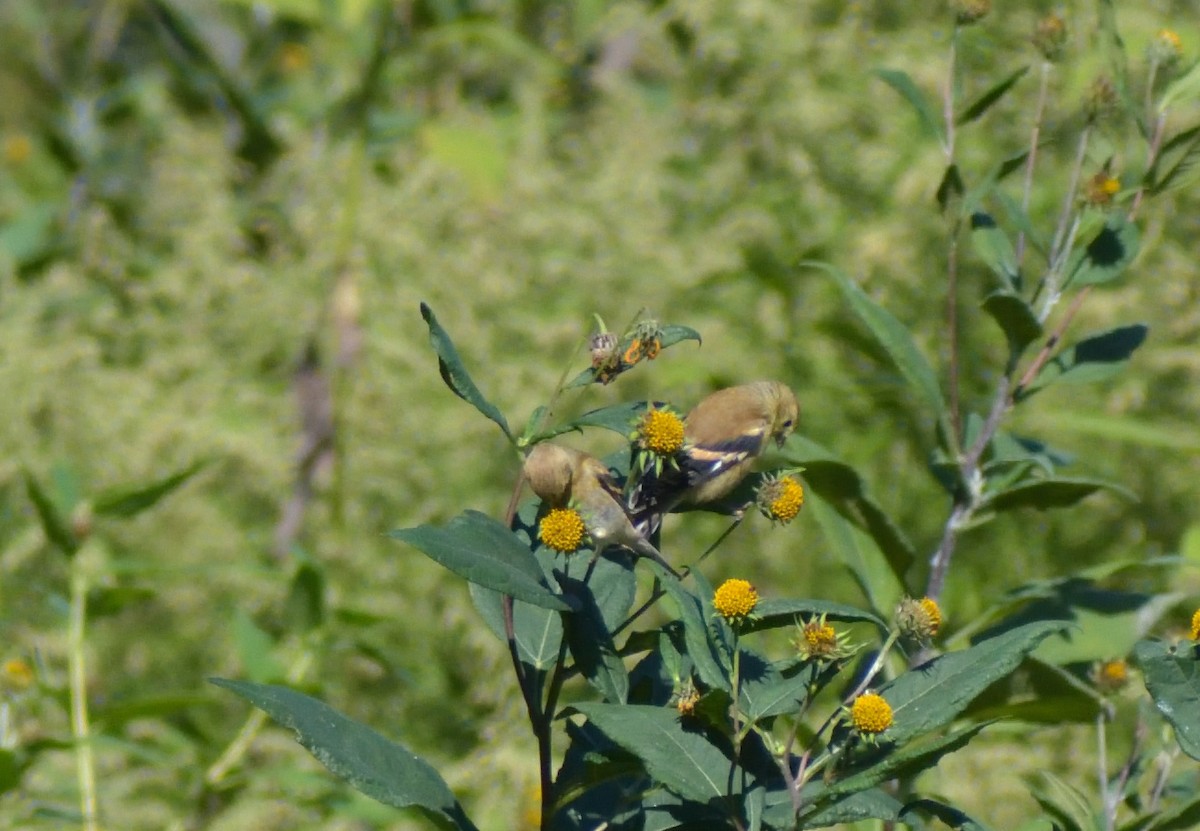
{"left": 808, "top": 492, "right": 905, "bottom": 622}
{"left": 1145, "top": 790, "right": 1200, "bottom": 831}
{"left": 419, "top": 303, "right": 513, "bottom": 442}
{"left": 564, "top": 325, "right": 702, "bottom": 389}
{"left": 790, "top": 787, "right": 902, "bottom": 829}
{"left": 745, "top": 598, "right": 887, "bottom": 634}
{"left": 87, "top": 586, "right": 156, "bottom": 618}
{"left": 470, "top": 579, "right": 563, "bottom": 670}
{"left": 902, "top": 798, "right": 997, "bottom": 831}
{"left": 210, "top": 679, "right": 478, "bottom": 830}
{"left": 285, "top": 563, "right": 325, "bottom": 633}
{"left": 92, "top": 460, "right": 207, "bottom": 518}
{"left": 1063, "top": 215, "right": 1140, "bottom": 289}
{"left": 874, "top": 68, "right": 945, "bottom": 145}
{"left": 571, "top": 703, "right": 735, "bottom": 802}
{"left": 824, "top": 721, "right": 993, "bottom": 798}
{"left": 1147, "top": 124, "right": 1200, "bottom": 196}
{"left": 1029, "top": 771, "right": 1094, "bottom": 831}
{"left": 22, "top": 468, "right": 78, "bottom": 558}
{"left": 881, "top": 621, "right": 1065, "bottom": 744}
{"left": 739, "top": 661, "right": 820, "bottom": 721}
{"left": 957, "top": 66, "right": 1030, "bottom": 125}
{"left": 542, "top": 401, "right": 649, "bottom": 440}
{"left": 561, "top": 559, "right": 633, "bottom": 703}
{"left": 786, "top": 434, "right": 915, "bottom": 590}
{"left": 390, "top": 510, "right": 572, "bottom": 611}
{"left": 1134, "top": 639, "right": 1200, "bottom": 761}
{"left": 981, "top": 476, "right": 1137, "bottom": 512}
{"left": 1022, "top": 324, "right": 1149, "bottom": 397}
{"left": 810, "top": 262, "right": 947, "bottom": 424}
{"left": 982, "top": 291, "right": 1042, "bottom": 362}
{"left": 1159, "top": 60, "right": 1200, "bottom": 112}
{"left": 970, "top": 212, "right": 1020, "bottom": 290}
{"left": 657, "top": 563, "right": 729, "bottom": 690}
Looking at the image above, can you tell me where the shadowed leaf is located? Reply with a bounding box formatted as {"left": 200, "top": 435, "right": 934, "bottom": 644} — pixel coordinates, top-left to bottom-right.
{"left": 420, "top": 303, "right": 513, "bottom": 442}
{"left": 874, "top": 68, "right": 944, "bottom": 144}
{"left": 93, "top": 460, "right": 207, "bottom": 518}
{"left": 1134, "top": 639, "right": 1200, "bottom": 761}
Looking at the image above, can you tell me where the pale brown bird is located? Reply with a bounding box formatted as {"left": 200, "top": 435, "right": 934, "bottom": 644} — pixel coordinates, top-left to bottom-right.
{"left": 523, "top": 442, "right": 677, "bottom": 576}
{"left": 629, "top": 380, "right": 799, "bottom": 534}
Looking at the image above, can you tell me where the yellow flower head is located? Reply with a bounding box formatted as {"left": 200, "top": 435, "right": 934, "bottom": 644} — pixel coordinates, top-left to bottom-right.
{"left": 1092, "top": 659, "right": 1130, "bottom": 693}
{"left": 1033, "top": 13, "right": 1067, "bottom": 62}
{"left": 635, "top": 407, "right": 686, "bottom": 456}
{"left": 1084, "top": 171, "right": 1121, "bottom": 206}
{"left": 279, "top": 42, "right": 311, "bottom": 73}
{"left": 674, "top": 678, "right": 701, "bottom": 717}
{"left": 756, "top": 474, "right": 805, "bottom": 524}
{"left": 850, "top": 692, "right": 893, "bottom": 735}
{"left": 2, "top": 658, "right": 34, "bottom": 691}
{"left": 539, "top": 507, "right": 585, "bottom": 554}
{"left": 713, "top": 578, "right": 759, "bottom": 623}
{"left": 896, "top": 596, "right": 942, "bottom": 643}
{"left": 794, "top": 615, "right": 853, "bottom": 662}
{"left": 1151, "top": 29, "right": 1183, "bottom": 65}
{"left": 1190, "top": 608, "right": 1200, "bottom": 641}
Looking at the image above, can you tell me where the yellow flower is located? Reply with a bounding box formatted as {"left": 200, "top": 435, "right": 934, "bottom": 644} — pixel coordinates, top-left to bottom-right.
{"left": 896, "top": 596, "right": 942, "bottom": 643}
{"left": 757, "top": 474, "right": 804, "bottom": 524}
{"left": 713, "top": 578, "right": 759, "bottom": 623}
{"left": 636, "top": 407, "right": 686, "bottom": 456}
{"left": 2, "top": 658, "right": 34, "bottom": 691}
{"left": 1190, "top": 608, "right": 1200, "bottom": 641}
{"left": 1084, "top": 171, "right": 1121, "bottom": 206}
{"left": 850, "top": 692, "right": 893, "bottom": 735}
{"left": 1152, "top": 29, "right": 1183, "bottom": 64}
{"left": 919, "top": 597, "right": 942, "bottom": 636}
{"left": 539, "top": 507, "right": 585, "bottom": 554}
{"left": 1092, "top": 659, "right": 1129, "bottom": 693}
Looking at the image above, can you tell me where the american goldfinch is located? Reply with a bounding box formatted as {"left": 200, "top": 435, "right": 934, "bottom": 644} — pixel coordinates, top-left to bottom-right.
{"left": 630, "top": 380, "right": 799, "bottom": 533}
{"left": 523, "top": 442, "right": 678, "bottom": 576}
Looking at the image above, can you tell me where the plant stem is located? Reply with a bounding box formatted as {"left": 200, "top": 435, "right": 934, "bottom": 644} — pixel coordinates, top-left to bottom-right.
{"left": 69, "top": 568, "right": 99, "bottom": 831}
{"left": 944, "top": 26, "right": 962, "bottom": 445}
{"left": 1015, "top": 62, "right": 1052, "bottom": 267}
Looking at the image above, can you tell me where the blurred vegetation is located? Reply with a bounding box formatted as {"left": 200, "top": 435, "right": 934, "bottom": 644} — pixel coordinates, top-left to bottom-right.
{"left": 1, "top": 0, "right": 1198, "bottom": 828}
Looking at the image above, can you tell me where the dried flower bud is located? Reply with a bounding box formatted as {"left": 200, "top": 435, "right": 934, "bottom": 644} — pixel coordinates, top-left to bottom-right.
{"left": 953, "top": 0, "right": 990, "bottom": 25}
{"left": 1085, "top": 76, "right": 1119, "bottom": 124}
{"left": 1033, "top": 14, "right": 1067, "bottom": 62}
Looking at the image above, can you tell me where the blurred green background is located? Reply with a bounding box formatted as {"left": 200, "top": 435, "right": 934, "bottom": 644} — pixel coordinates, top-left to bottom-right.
{"left": 1, "top": 0, "right": 1198, "bottom": 828}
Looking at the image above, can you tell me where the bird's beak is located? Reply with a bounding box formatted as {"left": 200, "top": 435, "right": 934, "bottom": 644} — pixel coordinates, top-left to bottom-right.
{"left": 775, "top": 434, "right": 789, "bottom": 449}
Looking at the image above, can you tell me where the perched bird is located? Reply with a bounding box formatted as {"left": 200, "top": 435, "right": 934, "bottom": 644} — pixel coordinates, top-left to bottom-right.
{"left": 523, "top": 442, "right": 678, "bottom": 576}
{"left": 629, "top": 380, "right": 799, "bottom": 534}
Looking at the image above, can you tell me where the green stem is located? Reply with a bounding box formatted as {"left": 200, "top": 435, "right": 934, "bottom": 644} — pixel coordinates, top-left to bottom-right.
{"left": 69, "top": 567, "right": 99, "bottom": 831}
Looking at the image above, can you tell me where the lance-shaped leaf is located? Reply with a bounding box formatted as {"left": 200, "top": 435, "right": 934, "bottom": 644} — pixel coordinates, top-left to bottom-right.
{"left": 809, "top": 262, "right": 947, "bottom": 428}
{"left": 536, "top": 401, "right": 652, "bottom": 441}
{"left": 419, "top": 303, "right": 513, "bottom": 442}
{"left": 970, "top": 212, "right": 1020, "bottom": 290}
{"left": 93, "top": 460, "right": 207, "bottom": 518}
{"left": 982, "top": 291, "right": 1041, "bottom": 362}
{"left": 1134, "top": 639, "right": 1200, "bottom": 761}
{"left": 1063, "top": 215, "right": 1140, "bottom": 289}
{"left": 1159, "top": 60, "right": 1200, "bottom": 113}
{"left": 210, "top": 679, "right": 478, "bottom": 830}
{"left": 22, "top": 469, "right": 78, "bottom": 558}
{"left": 786, "top": 434, "right": 915, "bottom": 587}
{"left": 1021, "top": 324, "right": 1148, "bottom": 397}
{"left": 957, "top": 66, "right": 1030, "bottom": 125}
{"left": 391, "top": 510, "right": 572, "bottom": 611}
{"left": 1030, "top": 771, "right": 1094, "bottom": 831}
{"left": 901, "top": 799, "right": 996, "bottom": 831}
{"left": 739, "top": 661, "right": 821, "bottom": 722}
{"left": 1147, "top": 123, "right": 1200, "bottom": 196}
{"left": 570, "top": 703, "right": 737, "bottom": 802}
{"left": 880, "top": 620, "right": 1065, "bottom": 744}
{"left": 656, "top": 563, "right": 729, "bottom": 690}
{"left": 771, "top": 787, "right": 902, "bottom": 829}
{"left": 470, "top": 579, "right": 563, "bottom": 670}
{"left": 874, "top": 68, "right": 944, "bottom": 145}
{"left": 808, "top": 493, "right": 905, "bottom": 622}
{"left": 561, "top": 558, "right": 634, "bottom": 703}
{"left": 564, "top": 325, "right": 702, "bottom": 389}
{"left": 980, "top": 476, "right": 1136, "bottom": 513}
{"left": 823, "top": 721, "right": 993, "bottom": 799}
{"left": 745, "top": 599, "right": 887, "bottom": 634}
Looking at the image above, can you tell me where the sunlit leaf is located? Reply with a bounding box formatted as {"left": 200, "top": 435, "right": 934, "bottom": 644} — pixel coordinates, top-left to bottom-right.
{"left": 419, "top": 303, "right": 513, "bottom": 442}
{"left": 981, "top": 476, "right": 1136, "bottom": 512}
{"left": 211, "top": 679, "right": 479, "bottom": 830}
{"left": 874, "top": 68, "right": 944, "bottom": 145}
{"left": 391, "top": 510, "right": 572, "bottom": 611}
{"left": 970, "top": 213, "right": 1020, "bottom": 290}
{"left": 1063, "top": 215, "right": 1140, "bottom": 289}
{"left": 1134, "top": 639, "right": 1200, "bottom": 761}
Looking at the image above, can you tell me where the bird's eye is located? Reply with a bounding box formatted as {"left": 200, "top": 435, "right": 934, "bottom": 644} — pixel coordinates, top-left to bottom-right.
{"left": 781, "top": 420, "right": 794, "bottom": 430}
